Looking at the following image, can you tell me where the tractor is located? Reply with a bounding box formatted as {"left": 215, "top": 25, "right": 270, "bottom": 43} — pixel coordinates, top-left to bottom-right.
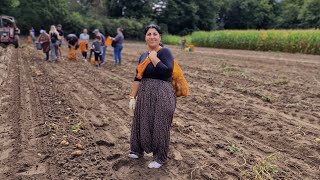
{"left": 0, "top": 15, "right": 20, "bottom": 48}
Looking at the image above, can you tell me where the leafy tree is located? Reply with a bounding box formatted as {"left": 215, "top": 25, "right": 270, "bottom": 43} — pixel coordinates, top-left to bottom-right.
{"left": 0, "top": 0, "right": 20, "bottom": 15}
{"left": 196, "top": 0, "right": 219, "bottom": 30}
{"left": 105, "top": 0, "right": 124, "bottom": 17}
{"left": 298, "top": 0, "right": 320, "bottom": 28}
{"left": 253, "top": 0, "right": 275, "bottom": 29}
{"left": 221, "top": 0, "right": 275, "bottom": 29}
{"left": 158, "top": 0, "right": 198, "bottom": 35}
{"left": 12, "top": 0, "right": 68, "bottom": 33}
{"left": 105, "top": 0, "right": 156, "bottom": 19}
{"left": 273, "top": 0, "right": 304, "bottom": 28}
{"left": 158, "top": 0, "right": 219, "bottom": 35}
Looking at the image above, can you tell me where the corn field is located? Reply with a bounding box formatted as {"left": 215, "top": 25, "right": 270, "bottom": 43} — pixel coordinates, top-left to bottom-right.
{"left": 163, "top": 30, "right": 320, "bottom": 55}
{"left": 162, "top": 35, "right": 192, "bottom": 46}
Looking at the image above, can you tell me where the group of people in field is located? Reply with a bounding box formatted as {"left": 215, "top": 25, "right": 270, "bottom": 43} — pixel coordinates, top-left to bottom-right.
{"left": 35, "top": 24, "right": 124, "bottom": 67}
{"left": 35, "top": 23, "right": 180, "bottom": 169}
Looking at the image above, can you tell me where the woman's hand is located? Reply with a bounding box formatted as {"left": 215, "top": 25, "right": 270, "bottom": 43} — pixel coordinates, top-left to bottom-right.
{"left": 148, "top": 51, "right": 157, "bottom": 61}
{"left": 129, "top": 98, "right": 136, "bottom": 111}
{"left": 148, "top": 51, "right": 160, "bottom": 66}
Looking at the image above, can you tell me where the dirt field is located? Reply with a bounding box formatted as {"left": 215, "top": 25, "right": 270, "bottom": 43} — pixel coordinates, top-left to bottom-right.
{"left": 0, "top": 40, "right": 319, "bottom": 180}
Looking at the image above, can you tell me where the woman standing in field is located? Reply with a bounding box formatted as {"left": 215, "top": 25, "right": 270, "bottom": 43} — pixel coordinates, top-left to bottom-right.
{"left": 129, "top": 24, "right": 176, "bottom": 169}
{"left": 48, "top": 25, "right": 61, "bottom": 61}
{"left": 112, "top": 27, "right": 124, "bottom": 65}
{"left": 30, "top": 27, "right": 36, "bottom": 44}
{"left": 181, "top": 36, "right": 186, "bottom": 51}
{"left": 56, "top": 24, "right": 64, "bottom": 60}
{"left": 79, "top": 28, "right": 89, "bottom": 60}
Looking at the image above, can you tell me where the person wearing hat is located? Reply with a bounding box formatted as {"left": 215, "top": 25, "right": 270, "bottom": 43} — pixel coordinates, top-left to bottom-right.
{"left": 93, "top": 29, "right": 107, "bottom": 64}
{"left": 37, "top": 29, "right": 50, "bottom": 61}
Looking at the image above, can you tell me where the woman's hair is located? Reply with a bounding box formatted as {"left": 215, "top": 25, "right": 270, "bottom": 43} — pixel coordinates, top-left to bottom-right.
{"left": 49, "top": 25, "right": 58, "bottom": 35}
{"left": 50, "top": 25, "right": 56, "bottom": 31}
{"left": 117, "top": 27, "right": 123, "bottom": 32}
{"left": 144, "top": 24, "right": 162, "bottom": 35}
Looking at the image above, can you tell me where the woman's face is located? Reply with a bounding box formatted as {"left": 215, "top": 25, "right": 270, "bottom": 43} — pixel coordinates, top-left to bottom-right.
{"left": 145, "top": 28, "right": 161, "bottom": 49}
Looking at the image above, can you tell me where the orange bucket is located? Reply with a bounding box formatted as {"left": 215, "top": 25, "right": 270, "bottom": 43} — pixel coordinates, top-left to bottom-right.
{"left": 105, "top": 36, "right": 112, "bottom": 46}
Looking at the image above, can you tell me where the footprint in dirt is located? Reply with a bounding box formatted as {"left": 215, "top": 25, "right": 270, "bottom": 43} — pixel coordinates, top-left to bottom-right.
{"left": 96, "top": 140, "right": 115, "bottom": 147}
{"left": 112, "top": 159, "right": 130, "bottom": 171}
{"left": 106, "top": 154, "right": 121, "bottom": 161}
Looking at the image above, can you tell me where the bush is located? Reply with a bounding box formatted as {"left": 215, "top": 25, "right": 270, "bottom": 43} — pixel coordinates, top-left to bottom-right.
{"left": 102, "top": 18, "right": 153, "bottom": 40}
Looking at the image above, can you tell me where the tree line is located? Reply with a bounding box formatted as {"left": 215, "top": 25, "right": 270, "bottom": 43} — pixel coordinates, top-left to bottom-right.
{"left": 0, "top": 0, "right": 319, "bottom": 38}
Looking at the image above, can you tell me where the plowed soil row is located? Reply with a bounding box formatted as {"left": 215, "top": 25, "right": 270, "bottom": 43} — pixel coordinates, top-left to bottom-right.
{"left": 0, "top": 42, "right": 319, "bottom": 180}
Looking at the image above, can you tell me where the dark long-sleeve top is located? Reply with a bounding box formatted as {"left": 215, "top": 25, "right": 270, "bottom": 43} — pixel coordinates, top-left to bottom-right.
{"left": 92, "top": 40, "right": 102, "bottom": 53}
{"left": 66, "top": 34, "right": 78, "bottom": 46}
{"left": 114, "top": 33, "right": 124, "bottom": 45}
{"left": 134, "top": 47, "right": 174, "bottom": 82}
{"left": 98, "top": 32, "right": 106, "bottom": 46}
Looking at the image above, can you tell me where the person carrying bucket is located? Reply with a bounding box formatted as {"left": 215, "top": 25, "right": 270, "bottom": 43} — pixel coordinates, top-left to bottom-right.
{"left": 79, "top": 29, "right": 89, "bottom": 60}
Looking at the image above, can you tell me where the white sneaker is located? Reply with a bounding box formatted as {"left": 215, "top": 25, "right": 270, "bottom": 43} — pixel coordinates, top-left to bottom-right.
{"left": 148, "top": 161, "right": 162, "bottom": 169}
{"left": 128, "top": 154, "right": 139, "bottom": 159}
